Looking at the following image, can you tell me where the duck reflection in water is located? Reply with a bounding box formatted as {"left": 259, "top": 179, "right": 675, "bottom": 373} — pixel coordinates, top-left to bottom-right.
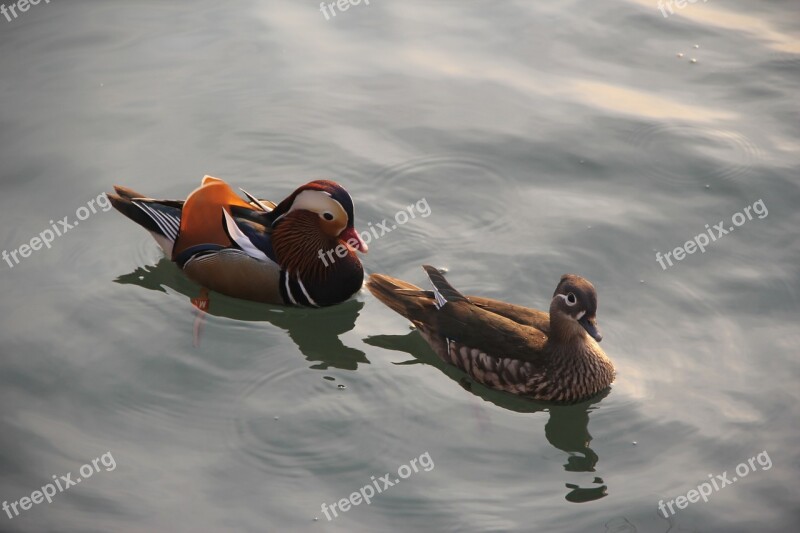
{"left": 365, "top": 330, "right": 611, "bottom": 503}
{"left": 114, "top": 258, "right": 368, "bottom": 370}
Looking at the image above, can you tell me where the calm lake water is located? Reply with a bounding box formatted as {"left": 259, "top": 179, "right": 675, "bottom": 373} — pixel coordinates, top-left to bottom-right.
{"left": 1, "top": 1, "right": 798, "bottom": 532}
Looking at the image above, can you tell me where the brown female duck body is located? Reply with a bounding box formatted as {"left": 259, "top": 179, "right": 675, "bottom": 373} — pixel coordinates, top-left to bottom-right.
{"left": 367, "top": 266, "right": 615, "bottom": 402}
{"left": 108, "top": 176, "right": 367, "bottom": 307}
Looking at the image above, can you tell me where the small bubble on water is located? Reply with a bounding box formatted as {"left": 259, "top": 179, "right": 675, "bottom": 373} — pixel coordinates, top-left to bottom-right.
{"left": 693, "top": 44, "right": 700, "bottom": 49}
{"left": 677, "top": 52, "right": 684, "bottom": 58}
{"left": 337, "top": 384, "right": 347, "bottom": 390}
{"left": 632, "top": 441, "right": 637, "bottom": 445}
{"left": 274, "top": 416, "right": 280, "bottom": 420}
{"left": 690, "top": 58, "right": 698, "bottom": 64}
{"left": 705, "top": 184, "right": 711, "bottom": 189}
{"left": 437, "top": 267, "right": 449, "bottom": 274}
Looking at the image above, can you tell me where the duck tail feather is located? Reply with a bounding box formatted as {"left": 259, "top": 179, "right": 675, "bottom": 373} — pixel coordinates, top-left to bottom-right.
{"left": 366, "top": 274, "right": 432, "bottom": 320}
{"left": 108, "top": 187, "right": 182, "bottom": 247}
{"left": 421, "top": 265, "right": 468, "bottom": 309}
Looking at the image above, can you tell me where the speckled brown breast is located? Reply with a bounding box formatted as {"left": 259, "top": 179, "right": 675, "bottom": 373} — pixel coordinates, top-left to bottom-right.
{"left": 421, "top": 330, "right": 615, "bottom": 403}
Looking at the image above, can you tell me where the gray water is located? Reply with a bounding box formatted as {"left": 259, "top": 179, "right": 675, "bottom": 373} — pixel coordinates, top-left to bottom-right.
{"left": 1, "top": 1, "right": 798, "bottom": 532}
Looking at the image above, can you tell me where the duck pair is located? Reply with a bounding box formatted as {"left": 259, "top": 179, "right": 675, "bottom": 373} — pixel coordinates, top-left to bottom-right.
{"left": 109, "top": 177, "right": 615, "bottom": 402}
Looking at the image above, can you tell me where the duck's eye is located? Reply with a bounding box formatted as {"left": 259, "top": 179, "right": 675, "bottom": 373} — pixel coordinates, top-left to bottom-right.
{"left": 322, "top": 212, "right": 334, "bottom": 221}
{"left": 565, "top": 292, "right": 577, "bottom": 306}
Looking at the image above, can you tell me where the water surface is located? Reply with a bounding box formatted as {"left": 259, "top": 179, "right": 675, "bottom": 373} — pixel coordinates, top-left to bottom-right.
{"left": 1, "top": 1, "right": 798, "bottom": 531}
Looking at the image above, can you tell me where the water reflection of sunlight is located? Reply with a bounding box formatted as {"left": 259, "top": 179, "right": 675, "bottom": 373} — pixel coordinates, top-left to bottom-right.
{"left": 625, "top": 0, "right": 800, "bottom": 54}
{"left": 402, "top": 47, "right": 735, "bottom": 122}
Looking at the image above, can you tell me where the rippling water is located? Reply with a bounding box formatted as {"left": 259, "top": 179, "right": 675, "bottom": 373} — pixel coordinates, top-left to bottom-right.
{"left": 1, "top": 1, "right": 798, "bottom": 532}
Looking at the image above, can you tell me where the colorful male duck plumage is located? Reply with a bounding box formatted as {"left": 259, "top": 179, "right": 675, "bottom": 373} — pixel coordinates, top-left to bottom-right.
{"left": 367, "top": 266, "right": 615, "bottom": 402}
{"left": 108, "top": 176, "right": 367, "bottom": 307}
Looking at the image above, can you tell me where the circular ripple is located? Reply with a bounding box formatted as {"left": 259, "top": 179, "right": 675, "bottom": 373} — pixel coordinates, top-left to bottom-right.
{"left": 111, "top": 234, "right": 198, "bottom": 312}
{"left": 229, "top": 367, "right": 413, "bottom": 477}
{"left": 360, "top": 154, "right": 519, "bottom": 271}
{"left": 227, "top": 87, "right": 370, "bottom": 180}
{"left": 631, "top": 123, "right": 761, "bottom": 185}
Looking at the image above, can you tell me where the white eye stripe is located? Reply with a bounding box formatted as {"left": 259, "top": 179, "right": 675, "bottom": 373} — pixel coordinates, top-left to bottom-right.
{"left": 290, "top": 190, "right": 343, "bottom": 215}
{"left": 556, "top": 293, "right": 578, "bottom": 307}
{"left": 289, "top": 190, "right": 347, "bottom": 233}
{"left": 567, "top": 292, "right": 577, "bottom": 305}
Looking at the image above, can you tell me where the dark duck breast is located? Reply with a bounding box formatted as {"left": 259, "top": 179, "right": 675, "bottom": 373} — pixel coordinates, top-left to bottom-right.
{"left": 367, "top": 266, "right": 615, "bottom": 402}
{"left": 107, "top": 176, "right": 367, "bottom": 306}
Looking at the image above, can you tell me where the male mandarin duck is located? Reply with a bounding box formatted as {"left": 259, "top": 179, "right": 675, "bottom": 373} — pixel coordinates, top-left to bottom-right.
{"left": 107, "top": 176, "right": 368, "bottom": 307}
{"left": 367, "top": 266, "right": 615, "bottom": 402}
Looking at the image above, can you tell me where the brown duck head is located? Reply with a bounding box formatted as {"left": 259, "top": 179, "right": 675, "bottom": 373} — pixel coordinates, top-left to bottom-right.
{"left": 549, "top": 274, "right": 603, "bottom": 343}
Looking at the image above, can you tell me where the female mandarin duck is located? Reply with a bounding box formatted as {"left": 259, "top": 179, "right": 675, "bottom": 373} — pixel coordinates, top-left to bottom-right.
{"left": 367, "top": 266, "right": 615, "bottom": 402}
{"left": 107, "top": 176, "right": 368, "bottom": 307}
